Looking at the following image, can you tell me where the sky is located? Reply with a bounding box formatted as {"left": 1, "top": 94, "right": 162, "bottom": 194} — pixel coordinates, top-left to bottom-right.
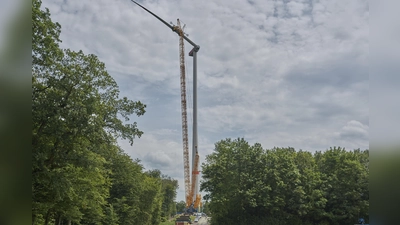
{"left": 39, "top": 0, "right": 370, "bottom": 202}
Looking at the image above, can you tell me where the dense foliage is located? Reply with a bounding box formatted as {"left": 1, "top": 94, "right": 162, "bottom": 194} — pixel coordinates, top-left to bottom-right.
{"left": 32, "top": 1, "right": 178, "bottom": 224}
{"left": 201, "top": 138, "right": 369, "bottom": 225}
{"left": 175, "top": 201, "right": 186, "bottom": 214}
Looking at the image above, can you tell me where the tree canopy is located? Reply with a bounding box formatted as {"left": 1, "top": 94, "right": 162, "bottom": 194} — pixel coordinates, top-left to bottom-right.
{"left": 201, "top": 138, "right": 369, "bottom": 225}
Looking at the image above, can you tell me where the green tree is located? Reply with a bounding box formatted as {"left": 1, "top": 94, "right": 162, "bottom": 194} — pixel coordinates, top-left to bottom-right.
{"left": 201, "top": 201, "right": 211, "bottom": 215}
{"left": 201, "top": 138, "right": 367, "bottom": 225}
{"left": 107, "top": 152, "right": 144, "bottom": 225}
{"left": 201, "top": 138, "right": 274, "bottom": 224}
{"left": 201, "top": 138, "right": 244, "bottom": 224}
{"left": 32, "top": 0, "right": 146, "bottom": 224}
{"left": 176, "top": 201, "right": 186, "bottom": 213}
{"left": 293, "top": 150, "right": 327, "bottom": 223}
{"left": 137, "top": 173, "right": 163, "bottom": 225}
{"left": 161, "top": 175, "right": 179, "bottom": 218}
{"left": 315, "top": 147, "right": 369, "bottom": 225}
{"left": 32, "top": 0, "right": 63, "bottom": 69}
{"left": 145, "top": 169, "right": 179, "bottom": 219}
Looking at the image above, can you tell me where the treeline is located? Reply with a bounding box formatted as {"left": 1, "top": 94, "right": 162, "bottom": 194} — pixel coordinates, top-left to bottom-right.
{"left": 32, "top": 0, "right": 178, "bottom": 224}
{"left": 201, "top": 138, "right": 369, "bottom": 225}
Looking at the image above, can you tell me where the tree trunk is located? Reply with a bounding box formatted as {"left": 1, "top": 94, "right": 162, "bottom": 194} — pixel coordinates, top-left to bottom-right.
{"left": 44, "top": 209, "right": 51, "bottom": 225}
{"left": 32, "top": 214, "right": 36, "bottom": 225}
{"left": 55, "top": 214, "right": 61, "bottom": 225}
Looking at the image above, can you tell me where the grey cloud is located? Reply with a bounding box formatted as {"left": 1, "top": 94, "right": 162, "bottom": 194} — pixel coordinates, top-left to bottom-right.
{"left": 285, "top": 65, "right": 366, "bottom": 92}
{"left": 143, "top": 151, "right": 173, "bottom": 167}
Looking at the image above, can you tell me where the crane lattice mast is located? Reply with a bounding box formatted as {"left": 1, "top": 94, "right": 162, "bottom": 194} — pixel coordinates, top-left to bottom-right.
{"left": 177, "top": 19, "right": 201, "bottom": 210}
{"left": 176, "top": 19, "right": 191, "bottom": 206}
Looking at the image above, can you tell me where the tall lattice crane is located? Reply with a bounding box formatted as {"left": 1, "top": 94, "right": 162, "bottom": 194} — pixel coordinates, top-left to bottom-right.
{"left": 175, "top": 19, "right": 191, "bottom": 208}
{"left": 176, "top": 19, "right": 202, "bottom": 211}
{"left": 130, "top": 0, "right": 201, "bottom": 212}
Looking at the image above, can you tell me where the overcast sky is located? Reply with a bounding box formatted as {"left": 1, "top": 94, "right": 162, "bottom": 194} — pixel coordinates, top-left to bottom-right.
{"left": 41, "top": 0, "right": 369, "bottom": 202}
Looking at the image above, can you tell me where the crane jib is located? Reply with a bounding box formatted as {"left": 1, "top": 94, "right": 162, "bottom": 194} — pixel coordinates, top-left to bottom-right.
{"left": 130, "top": 0, "right": 199, "bottom": 50}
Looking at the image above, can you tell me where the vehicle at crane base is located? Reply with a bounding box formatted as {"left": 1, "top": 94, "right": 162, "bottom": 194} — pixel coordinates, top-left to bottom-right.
{"left": 175, "top": 215, "right": 192, "bottom": 225}
{"left": 194, "top": 217, "right": 199, "bottom": 222}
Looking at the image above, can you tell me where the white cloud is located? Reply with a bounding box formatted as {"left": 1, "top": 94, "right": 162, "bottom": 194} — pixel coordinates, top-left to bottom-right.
{"left": 331, "top": 120, "right": 369, "bottom": 150}
{"left": 339, "top": 120, "right": 369, "bottom": 138}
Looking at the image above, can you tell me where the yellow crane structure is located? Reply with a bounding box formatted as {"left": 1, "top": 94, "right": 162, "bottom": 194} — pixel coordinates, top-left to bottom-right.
{"left": 175, "top": 19, "right": 201, "bottom": 211}
{"left": 175, "top": 19, "right": 191, "bottom": 208}
{"left": 131, "top": 1, "right": 201, "bottom": 213}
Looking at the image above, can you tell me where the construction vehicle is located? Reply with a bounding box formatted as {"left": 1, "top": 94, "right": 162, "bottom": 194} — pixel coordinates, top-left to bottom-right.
{"left": 130, "top": 0, "right": 201, "bottom": 215}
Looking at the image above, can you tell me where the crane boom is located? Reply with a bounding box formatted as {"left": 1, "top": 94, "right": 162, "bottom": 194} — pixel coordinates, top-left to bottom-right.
{"left": 176, "top": 19, "right": 191, "bottom": 207}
